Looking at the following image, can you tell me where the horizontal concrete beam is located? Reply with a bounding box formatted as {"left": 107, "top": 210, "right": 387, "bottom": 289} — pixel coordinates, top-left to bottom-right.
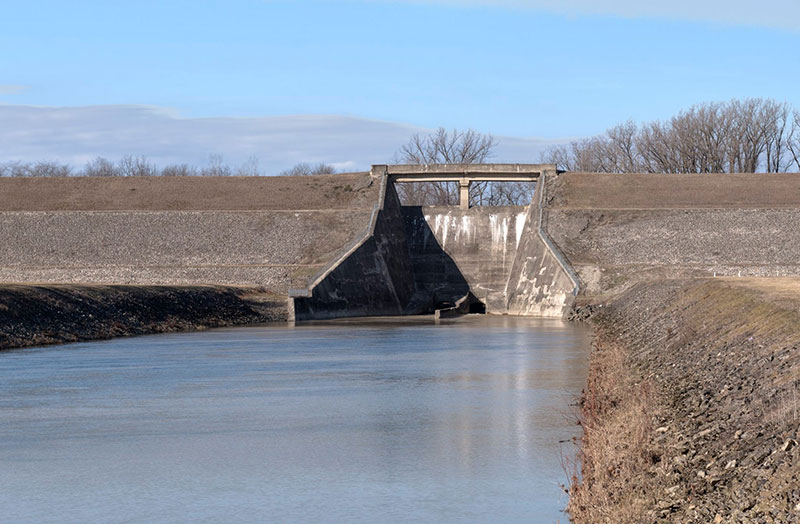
{"left": 392, "top": 175, "right": 540, "bottom": 183}
{"left": 383, "top": 163, "right": 555, "bottom": 176}
{"left": 381, "top": 164, "right": 554, "bottom": 184}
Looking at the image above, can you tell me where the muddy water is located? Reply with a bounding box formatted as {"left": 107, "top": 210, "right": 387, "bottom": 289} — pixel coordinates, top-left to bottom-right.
{"left": 0, "top": 316, "right": 590, "bottom": 523}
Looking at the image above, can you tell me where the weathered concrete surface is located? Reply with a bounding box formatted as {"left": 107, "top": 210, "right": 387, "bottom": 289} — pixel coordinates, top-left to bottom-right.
{"left": 0, "top": 284, "right": 286, "bottom": 351}
{"left": 506, "top": 175, "right": 578, "bottom": 317}
{"left": 545, "top": 172, "right": 800, "bottom": 298}
{"left": 401, "top": 205, "right": 527, "bottom": 313}
{"left": 290, "top": 174, "right": 416, "bottom": 320}
{"left": 0, "top": 174, "right": 378, "bottom": 294}
{"left": 386, "top": 163, "right": 551, "bottom": 210}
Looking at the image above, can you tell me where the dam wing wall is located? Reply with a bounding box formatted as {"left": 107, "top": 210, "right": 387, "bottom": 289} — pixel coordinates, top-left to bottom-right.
{"left": 546, "top": 172, "right": 800, "bottom": 297}
{"left": 289, "top": 169, "right": 416, "bottom": 321}
{"left": 505, "top": 173, "right": 579, "bottom": 317}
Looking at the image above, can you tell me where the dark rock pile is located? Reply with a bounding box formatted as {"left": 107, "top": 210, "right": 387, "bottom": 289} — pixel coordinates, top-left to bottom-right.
{"left": 0, "top": 284, "right": 286, "bottom": 351}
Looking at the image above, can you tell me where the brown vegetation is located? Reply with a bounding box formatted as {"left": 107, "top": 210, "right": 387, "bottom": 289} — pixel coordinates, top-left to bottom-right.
{"left": 569, "top": 278, "right": 800, "bottom": 523}
{"left": 0, "top": 172, "right": 376, "bottom": 211}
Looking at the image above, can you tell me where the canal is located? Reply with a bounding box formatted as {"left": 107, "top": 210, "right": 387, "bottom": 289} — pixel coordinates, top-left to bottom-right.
{"left": 0, "top": 316, "right": 590, "bottom": 523}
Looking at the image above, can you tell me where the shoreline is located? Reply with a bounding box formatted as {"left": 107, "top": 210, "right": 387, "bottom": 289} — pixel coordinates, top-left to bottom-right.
{"left": 0, "top": 284, "right": 287, "bottom": 351}
{"left": 568, "top": 278, "right": 800, "bottom": 522}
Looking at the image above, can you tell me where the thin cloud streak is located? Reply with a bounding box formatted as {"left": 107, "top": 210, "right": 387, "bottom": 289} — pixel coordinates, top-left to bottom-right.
{"left": 0, "top": 85, "right": 29, "bottom": 95}
{"left": 373, "top": 0, "right": 800, "bottom": 30}
{"left": 0, "top": 105, "right": 564, "bottom": 174}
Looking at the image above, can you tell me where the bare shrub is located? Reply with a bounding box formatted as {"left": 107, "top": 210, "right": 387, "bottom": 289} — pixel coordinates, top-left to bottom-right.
{"left": 29, "top": 161, "right": 73, "bottom": 177}
{"left": 234, "top": 156, "right": 261, "bottom": 176}
{"left": 83, "top": 157, "right": 118, "bottom": 177}
{"left": 567, "top": 336, "right": 661, "bottom": 523}
{"left": 200, "top": 154, "right": 232, "bottom": 176}
{"left": 161, "top": 164, "right": 197, "bottom": 177}
{"left": 0, "top": 161, "right": 73, "bottom": 177}
{"left": 117, "top": 155, "right": 158, "bottom": 177}
{"left": 278, "top": 162, "right": 338, "bottom": 177}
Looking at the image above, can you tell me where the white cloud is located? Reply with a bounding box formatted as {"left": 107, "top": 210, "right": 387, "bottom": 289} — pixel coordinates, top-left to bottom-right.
{"left": 374, "top": 0, "right": 800, "bottom": 30}
{"left": 0, "top": 105, "right": 564, "bottom": 174}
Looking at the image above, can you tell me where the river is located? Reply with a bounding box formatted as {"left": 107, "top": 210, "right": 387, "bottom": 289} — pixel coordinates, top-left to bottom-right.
{"left": 0, "top": 316, "right": 590, "bottom": 523}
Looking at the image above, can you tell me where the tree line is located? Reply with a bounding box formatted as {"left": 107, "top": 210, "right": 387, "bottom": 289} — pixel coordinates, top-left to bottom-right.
{"left": 3, "top": 98, "right": 798, "bottom": 207}
{"left": 0, "top": 155, "right": 338, "bottom": 178}
{"left": 542, "top": 98, "right": 800, "bottom": 173}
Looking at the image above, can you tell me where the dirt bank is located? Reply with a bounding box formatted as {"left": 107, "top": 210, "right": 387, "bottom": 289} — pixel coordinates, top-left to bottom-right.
{"left": 0, "top": 284, "right": 286, "bottom": 351}
{"left": 569, "top": 278, "right": 800, "bottom": 523}
{"left": 0, "top": 172, "right": 376, "bottom": 211}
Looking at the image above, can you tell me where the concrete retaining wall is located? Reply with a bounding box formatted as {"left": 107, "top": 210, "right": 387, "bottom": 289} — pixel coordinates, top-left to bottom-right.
{"left": 289, "top": 169, "right": 416, "bottom": 320}
{"left": 505, "top": 173, "right": 579, "bottom": 317}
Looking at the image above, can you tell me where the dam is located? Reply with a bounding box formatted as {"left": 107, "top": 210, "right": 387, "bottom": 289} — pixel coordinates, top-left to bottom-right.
{"left": 3, "top": 165, "right": 800, "bottom": 336}
{"left": 3, "top": 165, "right": 800, "bottom": 341}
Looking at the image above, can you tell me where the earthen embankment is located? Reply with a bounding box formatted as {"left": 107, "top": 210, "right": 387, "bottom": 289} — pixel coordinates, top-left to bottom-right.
{"left": 546, "top": 172, "right": 800, "bottom": 299}
{"left": 569, "top": 278, "right": 800, "bottom": 523}
{"left": 0, "top": 173, "right": 378, "bottom": 292}
{"left": 0, "top": 173, "right": 378, "bottom": 348}
{"left": 0, "top": 284, "right": 286, "bottom": 350}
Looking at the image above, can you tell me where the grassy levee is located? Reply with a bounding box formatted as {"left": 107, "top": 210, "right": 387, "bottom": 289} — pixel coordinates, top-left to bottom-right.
{"left": 0, "top": 284, "right": 286, "bottom": 351}
{"left": 569, "top": 278, "right": 800, "bottom": 523}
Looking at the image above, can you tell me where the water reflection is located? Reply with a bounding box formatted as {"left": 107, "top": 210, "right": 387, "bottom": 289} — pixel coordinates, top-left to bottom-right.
{"left": 0, "top": 316, "right": 590, "bottom": 523}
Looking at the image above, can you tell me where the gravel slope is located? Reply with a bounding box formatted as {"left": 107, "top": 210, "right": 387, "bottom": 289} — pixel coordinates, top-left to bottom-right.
{"left": 0, "top": 284, "right": 286, "bottom": 351}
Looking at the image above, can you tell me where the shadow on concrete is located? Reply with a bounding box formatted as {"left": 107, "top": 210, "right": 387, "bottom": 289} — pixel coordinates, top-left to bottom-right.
{"left": 400, "top": 206, "right": 484, "bottom": 314}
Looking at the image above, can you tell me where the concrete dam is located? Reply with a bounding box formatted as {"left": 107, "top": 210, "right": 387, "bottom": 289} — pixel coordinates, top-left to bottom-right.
{"left": 3, "top": 164, "right": 800, "bottom": 327}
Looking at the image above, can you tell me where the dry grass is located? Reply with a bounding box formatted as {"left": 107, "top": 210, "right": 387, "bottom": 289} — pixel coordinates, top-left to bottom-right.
{"left": 569, "top": 278, "right": 800, "bottom": 522}
{"left": 567, "top": 333, "right": 662, "bottom": 523}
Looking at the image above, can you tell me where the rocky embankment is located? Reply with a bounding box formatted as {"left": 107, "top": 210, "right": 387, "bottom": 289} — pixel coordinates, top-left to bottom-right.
{"left": 569, "top": 278, "right": 800, "bottom": 523}
{"left": 0, "top": 284, "right": 287, "bottom": 351}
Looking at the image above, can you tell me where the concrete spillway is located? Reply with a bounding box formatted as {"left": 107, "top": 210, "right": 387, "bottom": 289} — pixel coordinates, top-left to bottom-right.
{"left": 401, "top": 206, "right": 528, "bottom": 313}
{"left": 290, "top": 166, "right": 579, "bottom": 320}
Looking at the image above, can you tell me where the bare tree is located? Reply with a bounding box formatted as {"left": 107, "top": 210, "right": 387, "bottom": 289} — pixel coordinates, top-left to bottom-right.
{"left": 161, "top": 164, "right": 197, "bottom": 176}
{"left": 0, "top": 161, "right": 73, "bottom": 177}
{"left": 395, "top": 127, "right": 516, "bottom": 205}
{"left": 236, "top": 156, "right": 261, "bottom": 176}
{"left": 117, "top": 155, "right": 157, "bottom": 177}
{"left": 544, "top": 98, "right": 799, "bottom": 174}
{"left": 788, "top": 110, "right": 800, "bottom": 171}
{"left": 200, "top": 154, "right": 232, "bottom": 176}
{"left": 277, "top": 162, "right": 338, "bottom": 176}
{"left": 83, "top": 157, "right": 118, "bottom": 177}
{"left": 399, "top": 127, "right": 496, "bottom": 165}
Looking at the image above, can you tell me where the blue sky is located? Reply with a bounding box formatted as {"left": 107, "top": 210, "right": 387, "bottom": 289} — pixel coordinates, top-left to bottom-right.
{"left": 2, "top": 0, "right": 799, "bottom": 172}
